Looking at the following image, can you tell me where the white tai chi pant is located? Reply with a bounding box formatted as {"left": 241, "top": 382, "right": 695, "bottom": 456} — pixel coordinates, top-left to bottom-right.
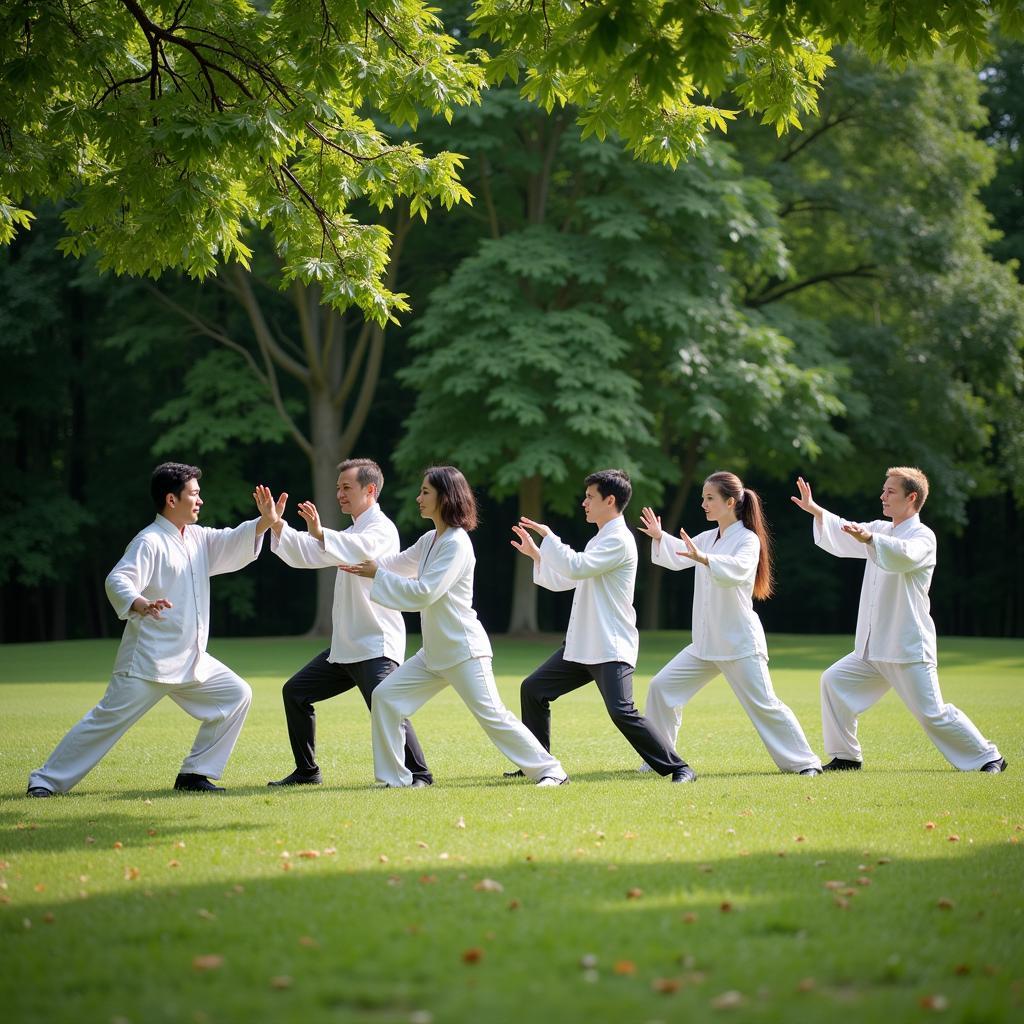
{"left": 28, "top": 659, "right": 252, "bottom": 794}
{"left": 821, "top": 653, "right": 1001, "bottom": 770}
{"left": 644, "top": 648, "right": 821, "bottom": 773}
{"left": 370, "top": 651, "right": 566, "bottom": 787}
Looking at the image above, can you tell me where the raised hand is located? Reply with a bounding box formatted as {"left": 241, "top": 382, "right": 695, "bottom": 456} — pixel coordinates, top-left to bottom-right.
{"left": 297, "top": 501, "right": 324, "bottom": 543}
{"left": 790, "top": 476, "right": 823, "bottom": 520}
{"left": 519, "top": 516, "right": 552, "bottom": 539}
{"left": 132, "top": 597, "right": 172, "bottom": 619}
{"left": 338, "top": 559, "right": 377, "bottom": 578}
{"left": 638, "top": 506, "right": 663, "bottom": 541}
{"left": 676, "top": 527, "right": 708, "bottom": 565}
{"left": 511, "top": 524, "right": 541, "bottom": 561}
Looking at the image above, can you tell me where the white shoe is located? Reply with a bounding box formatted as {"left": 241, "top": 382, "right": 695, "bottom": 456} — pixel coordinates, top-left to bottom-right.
{"left": 536, "top": 775, "right": 569, "bottom": 787}
{"left": 636, "top": 763, "right": 654, "bottom": 773}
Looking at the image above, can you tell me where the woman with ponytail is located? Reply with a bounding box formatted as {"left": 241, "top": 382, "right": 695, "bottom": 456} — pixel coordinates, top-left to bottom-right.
{"left": 637, "top": 472, "right": 821, "bottom": 775}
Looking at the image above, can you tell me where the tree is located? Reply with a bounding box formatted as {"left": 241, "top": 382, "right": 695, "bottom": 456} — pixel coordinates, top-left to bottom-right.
{"left": 4, "top": 1, "right": 1021, "bottom": 321}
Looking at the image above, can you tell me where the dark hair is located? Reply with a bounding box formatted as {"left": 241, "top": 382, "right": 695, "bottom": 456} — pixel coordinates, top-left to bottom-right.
{"left": 584, "top": 469, "right": 632, "bottom": 512}
{"left": 337, "top": 458, "right": 384, "bottom": 495}
{"left": 424, "top": 466, "right": 478, "bottom": 531}
{"left": 151, "top": 462, "right": 201, "bottom": 512}
{"left": 704, "top": 471, "right": 774, "bottom": 600}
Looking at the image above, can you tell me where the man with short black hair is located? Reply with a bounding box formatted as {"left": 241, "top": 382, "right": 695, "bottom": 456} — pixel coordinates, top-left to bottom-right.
{"left": 27, "top": 463, "right": 273, "bottom": 797}
{"left": 793, "top": 468, "right": 1006, "bottom": 773}
{"left": 509, "top": 469, "right": 696, "bottom": 782}
{"left": 257, "top": 458, "right": 432, "bottom": 787}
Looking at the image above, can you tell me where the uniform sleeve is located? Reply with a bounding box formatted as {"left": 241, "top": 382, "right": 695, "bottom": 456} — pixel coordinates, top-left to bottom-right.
{"left": 104, "top": 534, "right": 155, "bottom": 619}
{"left": 813, "top": 510, "right": 871, "bottom": 560}
{"left": 322, "top": 519, "right": 398, "bottom": 565}
{"left": 533, "top": 555, "right": 577, "bottom": 593}
{"left": 539, "top": 532, "right": 627, "bottom": 581}
{"left": 203, "top": 519, "right": 265, "bottom": 576}
{"left": 867, "top": 529, "right": 936, "bottom": 573}
{"left": 376, "top": 533, "right": 428, "bottom": 579}
{"left": 706, "top": 534, "right": 759, "bottom": 587}
{"left": 651, "top": 533, "right": 697, "bottom": 573}
{"left": 271, "top": 523, "right": 339, "bottom": 569}
{"left": 370, "top": 535, "right": 468, "bottom": 612}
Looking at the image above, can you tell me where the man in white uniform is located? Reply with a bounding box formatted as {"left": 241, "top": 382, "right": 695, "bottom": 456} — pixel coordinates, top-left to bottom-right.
{"left": 511, "top": 469, "right": 696, "bottom": 782}
{"left": 792, "top": 467, "right": 1006, "bottom": 773}
{"left": 27, "top": 462, "right": 272, "bottom": 796}
{"left": 258, "top": 459, "right": 431, "bottom": 787}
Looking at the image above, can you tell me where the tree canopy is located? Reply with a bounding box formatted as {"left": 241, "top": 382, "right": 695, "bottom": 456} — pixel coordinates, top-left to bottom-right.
{"left": 3, "top": 0, "right": 1022, "bottom": 323}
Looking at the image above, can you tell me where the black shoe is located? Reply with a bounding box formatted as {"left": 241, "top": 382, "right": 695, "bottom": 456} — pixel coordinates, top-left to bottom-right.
{"left": 799, "top": 768, "right": 821, "bottom": 776}
{"left": 174, "top": 772, "right": 226, "bottom": 792}
{"left": 670, "top": 766, "right": 697, "bottom": 783}
{"left": 410, "top": 778, "right": 432, "bottom": 789}
{"left": 821, "top": 757, "right": 862, "bottom": 772}
{"left": 26, "top": 786, "right": 54, "bottom": 798}
{"left": 267, "top": 769, "right": 323, "bottom": 787}
{"left": 503, "top": 769, "right": 525, "bottom": 778}
{"left": 980, "top": 757, "right": 1007, "bottom": 773}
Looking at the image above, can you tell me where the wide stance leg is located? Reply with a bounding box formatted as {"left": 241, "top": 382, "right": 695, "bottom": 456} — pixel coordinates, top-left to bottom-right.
{"left": 370, "top": 651, "right": 447, "bottom": 787}
{"left": 719, "top": 656, "right": 821, "bottom": 773}
{"left": 281, "top": 648, "right": 355, "bottom": 774}
{"left": 447, "top": 658, "right": 566, "bottom": 783}
{"left": 592, "top": 663, "right": 688, "bottom": 776}
{"left": 820, "top": 653, "right": 891, "bottom": 762}
{"left": 28, "top": 675, "right": 166, "bottom": 794}
{"left": 170, "top": 659, "right": 252, "bottom": 780}
{"left": 644, "top": 647, "right": 719, "bottom": 750}
{"left": 519, "top": 647, "right": 594, "bottom": 752}
{"left": 882, "top": 662, "right": 1001, "bottom": 771}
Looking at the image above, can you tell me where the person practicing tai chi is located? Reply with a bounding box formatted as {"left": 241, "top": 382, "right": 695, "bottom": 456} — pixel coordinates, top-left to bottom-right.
{"left": 27, "top": 462, "right": 273, "bottom": 797}
{"left": 637, "top": 472, "right": 822, "bottom": 776}
{"left": 792, "top": 468, "right": 1006, "bottom": 773}
{"left": 341, "top": 466, "right": 568, "bottom": 788}
{"left": 511, "top": 469, "right": 696, "bottom": 783}
{"left": 256, "top": 458, "right": 432, "bottom": 788}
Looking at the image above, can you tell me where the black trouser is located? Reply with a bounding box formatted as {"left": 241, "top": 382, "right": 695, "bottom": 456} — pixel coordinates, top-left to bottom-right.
{"left": 282, "top": 649, "right": 432, "bottom": 783}
{"left": 520, "top": 646, "right": 688, "bottom": 776}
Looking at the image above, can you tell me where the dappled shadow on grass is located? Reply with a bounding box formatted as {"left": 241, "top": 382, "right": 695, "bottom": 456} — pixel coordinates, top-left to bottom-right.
{"left": 3, "top": 843, "right": 1022, "bottom": 1024}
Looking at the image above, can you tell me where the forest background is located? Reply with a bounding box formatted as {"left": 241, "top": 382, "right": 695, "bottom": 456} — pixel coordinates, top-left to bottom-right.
{"left": 2, "top": 7, "right": 1023, "bottom": 646}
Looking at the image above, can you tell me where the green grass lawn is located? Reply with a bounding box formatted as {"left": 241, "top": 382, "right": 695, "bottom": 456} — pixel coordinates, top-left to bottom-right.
{"left": 2, "top": 633, "right": 1022, "bottom": 1024}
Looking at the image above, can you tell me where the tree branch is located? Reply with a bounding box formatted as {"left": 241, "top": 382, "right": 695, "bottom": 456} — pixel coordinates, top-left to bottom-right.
{"left": 747, "top": 264, "right": 878, "bottom": 307}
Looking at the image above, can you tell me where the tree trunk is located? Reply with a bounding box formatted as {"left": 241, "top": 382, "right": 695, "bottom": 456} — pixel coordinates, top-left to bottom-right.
{"left": 307, "top": 384, "right": 344, "bottom": 636}
{"left": 507, "top": 475, "right": 543, "bottom": 633}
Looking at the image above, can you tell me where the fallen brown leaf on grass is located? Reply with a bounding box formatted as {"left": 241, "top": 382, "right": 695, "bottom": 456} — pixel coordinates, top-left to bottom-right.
{"left": 719, "top": 902, "right": 733, "bottom": 913}
{"left": 474, "top": 878, "right": 504, "bottom": 893}
{"left": 626, "top": 887, "right": 643, "bottom": 900}
{"left": 416, "top": 841, "right": 429, "bottom": 849}
{"left": 919, "top": 994, "right": 949, "bottom": 1011}
{"left": 419, "top": 875, "right": 438, "bottom": 885}
{"left": 197, "top": 909, "right": 215, "bottom": 920}
{"left": 379, "top": 854, "right": 389, "bottom": 863}
{"left": 947, "top": 835, "right": 960, "bottom": 843}
{"left": 147, "top": 829, "right": 157, "bottom": 837}
{"left": 192, "top": 955, "right": 223, "bottom": 971}
{"left": 113, "top": 841, "right": 123, "bottom": 849}
{"left": 123, "top": 867, "right": 140, "bottom": 881}
{"left": 297, "top": 850, "right": 320, "bottom": 859}
{"left": 823, "top": 880, "right": 847, "bottom": 890}
{"left": 652, "top": 977, "right": 681, "bottom": 994}
{"left": 269, "top": 976, "right": 292, "bottom": 990}
{"left": 298, "top": 936, "right": 319, "bottom": 948}
{"left": 33, "top": 883, "right": 45, "bottom": 893}
{"left": 461, "top": 948, "right": 484, "bottom": 964}
{"left": 42, "top": 912, "right": 55, "bottom": 923}
{"left": 613, "top": 960, "right": 636, "bottom": 975}
{"left": 936, "top": 898, "right": 955, "bottom": 910}
{"left": 507, "top": 899, "right": 520, "bottom": 910}
{"left": 925, "top": 822, "right": 936, "bottom": 830}
{"left": 681, "top": 912, "right": 698, "bottom": 924}
{"left": 953, "top": 964, "right": 971, "bottom": 975}
{"left": 167, "top": 859, "right": 181, "bottom": 868}
{"left": 796, "top": 978, "right": 815, "bottom": 992}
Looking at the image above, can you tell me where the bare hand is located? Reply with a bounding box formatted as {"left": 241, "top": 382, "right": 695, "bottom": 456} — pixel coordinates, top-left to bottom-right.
{"left": 790, "top": 476, "right": 822, "bottom": 518}
{"left": 638, "top": 506, "right": 663, "bottom": 541}
{"left": 132, "top": 597, "right": 172, "bottom": 619}
{"left": 339, "top": 559, "right": 377, "bottom": 578}
{"left": 519, "top": 516, "right": 552, "bottom": 539}
{"left": 841, "top": 522, "right": 873, "bottom": 545}
{"left": 254, "top": 484, "right": 287, "bottom": 533}
{"left": 676, "top": 527, "right": 708, "bottom": 565}
{"left": 297, "top": 501, "right": 324, "bottom": 543}
{"left": 511, "top": 524, "right": 541, "bottom": 561}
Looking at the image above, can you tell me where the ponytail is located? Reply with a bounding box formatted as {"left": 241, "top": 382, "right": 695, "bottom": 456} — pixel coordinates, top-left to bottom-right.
{"left": 704, "top": 471, "right": 774, "bottom": 600}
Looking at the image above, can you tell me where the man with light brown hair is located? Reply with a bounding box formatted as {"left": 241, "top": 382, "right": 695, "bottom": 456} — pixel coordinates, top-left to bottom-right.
{"left": 792, "top": 467, "right": 1006, "bottom": 773}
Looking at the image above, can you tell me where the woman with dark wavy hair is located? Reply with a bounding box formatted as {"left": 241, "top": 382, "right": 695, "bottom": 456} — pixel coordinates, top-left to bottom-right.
{"left": 342, "top": 466, "right": 568, "bottom": 788}
{"left": 637, "top": 471, "right": 821, "bottom": 776}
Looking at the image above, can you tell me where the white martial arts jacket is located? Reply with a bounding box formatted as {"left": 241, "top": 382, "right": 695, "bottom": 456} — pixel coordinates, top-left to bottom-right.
{"left": 370, "top": 527, "right": 491, "bottom": 672}
{"left": 271, "top": 504, "right": 406, "bottom": 665}
{"left": 105, "top": 514, "right": 264, "bottom": 683}
{"left": 814, "top": 511, "right": 938, "bottom": 665}
{"left": 535, "top": 516, "right": 640, "bottom": 667}
{"left": 652, "top": 521, "right": 768, "bottom": 661}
